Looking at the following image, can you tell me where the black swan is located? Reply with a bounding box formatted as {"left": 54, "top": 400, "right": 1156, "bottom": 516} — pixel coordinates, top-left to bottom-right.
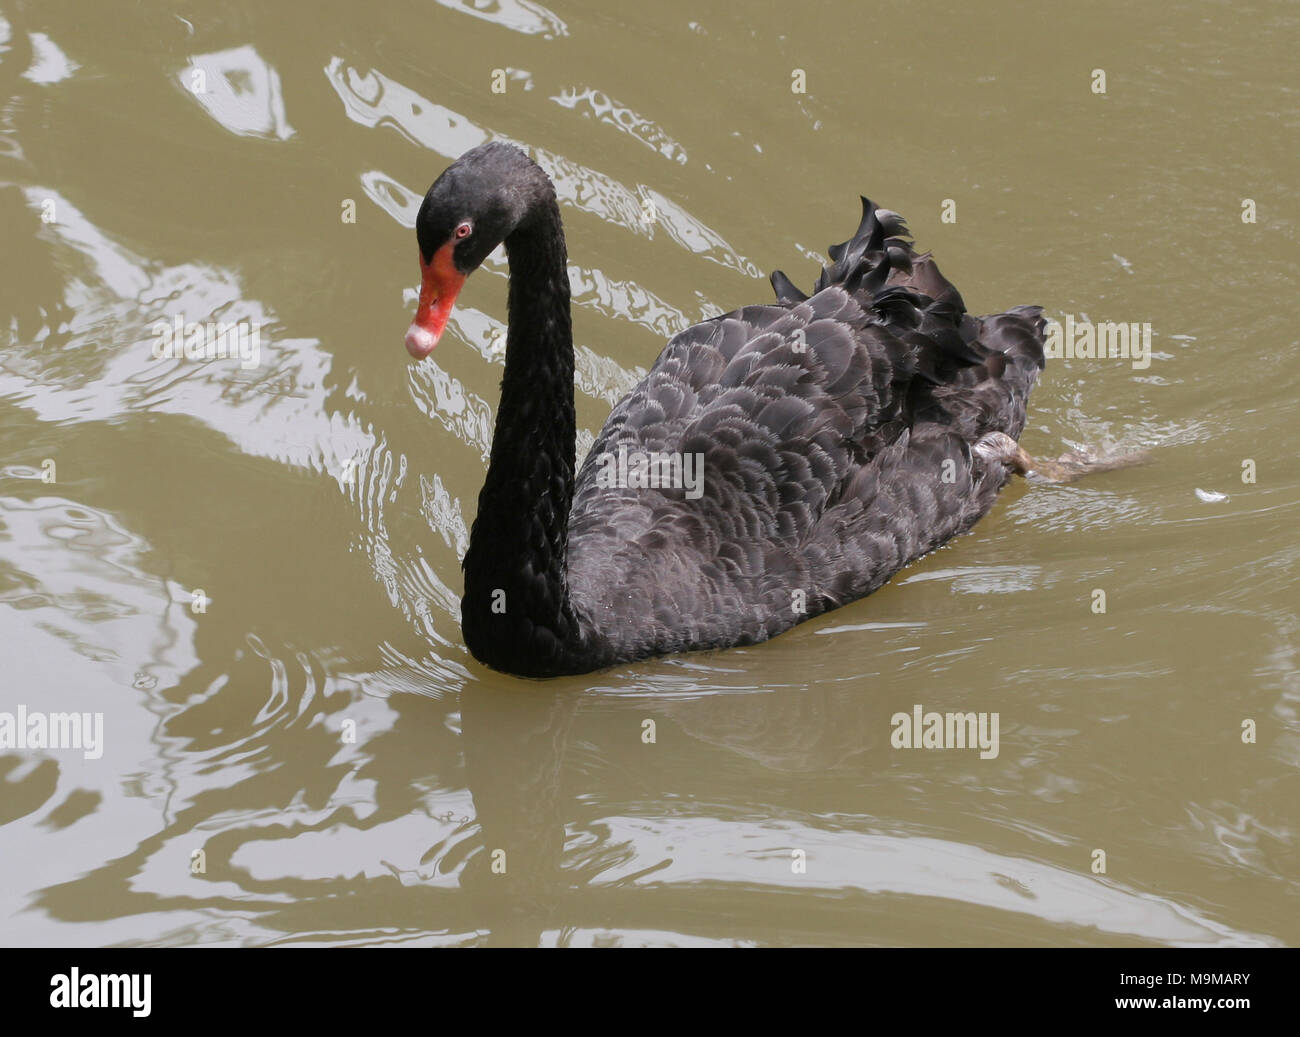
{"left": 404, "top": 142, "right": 1075, "bottom": 678}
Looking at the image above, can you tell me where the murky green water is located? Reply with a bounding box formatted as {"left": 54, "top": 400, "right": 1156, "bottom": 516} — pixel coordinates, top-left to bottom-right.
{"left": 1, "top": 0, "right": 1296, "bottom": 946}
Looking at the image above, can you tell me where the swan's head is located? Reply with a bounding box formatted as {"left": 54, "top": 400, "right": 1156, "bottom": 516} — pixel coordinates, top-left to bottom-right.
{"left": 405, "top": 142, "right": 553, "bottom": 359}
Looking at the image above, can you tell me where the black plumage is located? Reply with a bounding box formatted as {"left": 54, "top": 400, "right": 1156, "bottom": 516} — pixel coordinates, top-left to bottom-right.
{"left": 412, "top": 143, "right": 1046, "bottom": 677}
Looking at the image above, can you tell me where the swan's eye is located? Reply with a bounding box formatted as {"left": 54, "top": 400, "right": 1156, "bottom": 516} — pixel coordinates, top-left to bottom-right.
{"left": 454, "top": 222, "right": 472, "bottom": 240}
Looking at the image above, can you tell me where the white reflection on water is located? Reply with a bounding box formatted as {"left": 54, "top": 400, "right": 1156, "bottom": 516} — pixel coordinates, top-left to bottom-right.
{"left": 580, "top": 817, "right": 1279, "bottom": 947}
{"left": 551, "top": 86, "right": 688, "bottom": 163}
{"left": 434, "top": 0, "right": 568, "bottom": 38}
{"left": 323, "top": 58, "right": 760, "bottom": 277}
{"left": 179, "top": 45, "right": 294, "bottom": 141}
{"left": 23, "top": 32, "right": 79, "bottom": 85}
{"left": 2, "top": 187, "right": 368, "bottom": 473}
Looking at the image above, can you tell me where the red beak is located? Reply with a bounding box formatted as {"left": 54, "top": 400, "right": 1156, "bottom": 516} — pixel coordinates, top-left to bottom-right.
{"left": 405, "top": 241, "right": 466, "bottom": 359}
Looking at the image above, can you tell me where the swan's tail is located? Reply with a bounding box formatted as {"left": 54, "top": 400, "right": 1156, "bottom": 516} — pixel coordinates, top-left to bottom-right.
{"left": 770, "top": 198, "right": 1047, "bottom": 444}
{"left": 771, "top": 200, "right": 1148, "bottom": 484}
{"left": 770, "top": 197, "right": 926, "bottom": 304}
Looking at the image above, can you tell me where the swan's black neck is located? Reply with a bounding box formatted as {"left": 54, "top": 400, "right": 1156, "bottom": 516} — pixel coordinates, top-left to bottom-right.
{"left": 461, "top": 195, "right": 583, "bottom": 676}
